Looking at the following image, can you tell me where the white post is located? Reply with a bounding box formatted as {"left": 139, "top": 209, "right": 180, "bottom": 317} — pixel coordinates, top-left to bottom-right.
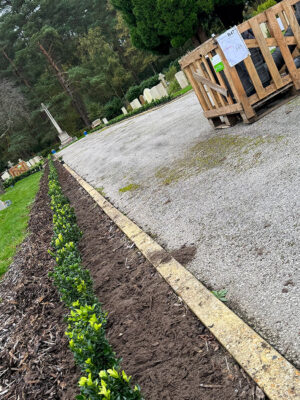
{"left": 41, "top": 103, "right": 74, "bottom": 148}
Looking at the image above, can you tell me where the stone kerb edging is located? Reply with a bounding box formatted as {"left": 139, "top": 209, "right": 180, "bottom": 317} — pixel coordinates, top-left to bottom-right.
{"left": 63, "top": 163, "right": 300, "bottom": 400}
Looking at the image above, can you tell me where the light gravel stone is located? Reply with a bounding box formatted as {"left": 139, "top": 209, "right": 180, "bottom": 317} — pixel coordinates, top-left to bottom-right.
{"left": 59, "top": 92, "right": 300, "bottom": 367}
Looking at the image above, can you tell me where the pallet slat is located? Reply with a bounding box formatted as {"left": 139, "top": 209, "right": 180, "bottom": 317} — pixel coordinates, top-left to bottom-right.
{"left": 184, "top": 66, "right": 210, "bottom": 111}
{"left": 249, "top": 18, "right": 284, "bottom": 89}
{"left": 267, "top": 9, "right": 300, "bottom": 89}
{"left": 201, "top": 57, "right": 227, "bottom": 106}
{"left": 216, "top": 47, "right": 256, "bottom": 120}
{"left": 204, "top": 103, "right": 243, "bottom": 118}
{"left": 243, "top": 56, "right": 266, "bottom": 99}
{"left": 282, "top": 1, "right": 300, "bottom": 47}
{"left": 195, "top": 60, "right": 221, "bottom": 107}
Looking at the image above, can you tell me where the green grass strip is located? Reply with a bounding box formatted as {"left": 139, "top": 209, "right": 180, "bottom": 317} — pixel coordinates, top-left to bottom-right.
{"left": 0, "top": 171, "right": 42, "bottom": 278}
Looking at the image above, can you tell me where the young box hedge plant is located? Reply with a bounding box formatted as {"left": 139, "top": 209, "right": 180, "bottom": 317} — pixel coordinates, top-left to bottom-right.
{"left": 47, "top": 157, "right": 143, "bottom": 400}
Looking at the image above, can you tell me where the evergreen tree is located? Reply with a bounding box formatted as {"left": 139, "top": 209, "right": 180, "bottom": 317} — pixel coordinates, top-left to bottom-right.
{"left": 111, "top": 0, "right": 247, "bottom": 54}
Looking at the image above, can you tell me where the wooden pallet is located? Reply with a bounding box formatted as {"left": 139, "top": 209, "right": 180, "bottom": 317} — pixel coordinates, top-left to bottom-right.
{"left": 179, "top": 0, "right": 300, "bottom": 128}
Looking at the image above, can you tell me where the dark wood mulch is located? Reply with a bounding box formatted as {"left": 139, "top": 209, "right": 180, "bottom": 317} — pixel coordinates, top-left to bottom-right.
{"left": 57, "top": 162, "right": 265, "bottom": 400}
{"left": 0, "top": 167, "right": 80, "bottom": 400}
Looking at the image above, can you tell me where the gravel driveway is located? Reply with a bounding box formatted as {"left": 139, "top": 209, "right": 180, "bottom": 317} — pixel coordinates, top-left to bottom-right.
{"left": 59, "top": 91, "right": 300, "bottom": 367}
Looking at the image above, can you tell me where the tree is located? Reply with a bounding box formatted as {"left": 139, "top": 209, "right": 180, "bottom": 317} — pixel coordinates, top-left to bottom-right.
{"left": 0, "top": 80, "right": 29, "bottom": 139}
{"left": 111, "top": 0, "right": 246, "bottom": 54}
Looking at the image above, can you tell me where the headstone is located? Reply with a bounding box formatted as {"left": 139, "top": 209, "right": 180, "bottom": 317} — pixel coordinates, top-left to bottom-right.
{"left": 143, "top": 88, "right": 153, "bottom": 103}
{"left": 7, "top": 161, "right": 13, "bottom": 168}
{"left": 33, "top": 156, "right": 40, "bottom": 164}
{"left": 158, "top": 73, "right": 168, "bottom": 88}
{"left": 121, "top": 107, "right": 128, "bottom": 115}
{"left": 0, "top": 200, "right": 7, "bottom": 211}
{"left": 261, "top": 22, "right": 269, "bottom": 38}
{"left": 26, "top": 161, "right": 31, "bottom": 168}
{"left": 92, "top": 119, "right": 101, "bottom": 128}
{"left": 139, "top": 95, "right": 146, "bottom": 105}
{"left": 102, "top": 118, "right": 108, "bottom": 125}
{"left": 150, "top": 85, "right": 161, "bottom": 100}
{"left": 29, "top": 158, "right": 35, "bottom": 166}
{"left": 130, "top": 98, "right": 142, "bottom": 110}
{"left": 1, "top": 171, "right": 10, "bottom": 181}
{"left": 156, "top": 82, "right": 168, "bottom": 98}
{"left": 175, "top": 71, "right": 189, "bottom": 89}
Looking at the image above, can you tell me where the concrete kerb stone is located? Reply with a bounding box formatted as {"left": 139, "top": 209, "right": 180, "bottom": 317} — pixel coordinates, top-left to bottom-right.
{"left": 63, "top": 163, "right": 300, "bottom": 400}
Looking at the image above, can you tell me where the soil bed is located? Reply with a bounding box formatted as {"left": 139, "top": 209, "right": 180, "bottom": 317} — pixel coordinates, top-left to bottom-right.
{"left": 0, "top": 167, "right": 80, "bottom": 399}
{"left": 57, "top": 162, "right": 265, "bottom": 400}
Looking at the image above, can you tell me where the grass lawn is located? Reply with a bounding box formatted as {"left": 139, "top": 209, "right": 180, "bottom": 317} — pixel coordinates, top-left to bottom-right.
{"left": 0, "top": 171, "right": 42, "bottom": 278}
{"left": 171, "top": 84, "right": 192, "bottom": 98}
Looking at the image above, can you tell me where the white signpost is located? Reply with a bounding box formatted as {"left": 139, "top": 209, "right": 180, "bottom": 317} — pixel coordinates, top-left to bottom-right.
{"left": 217, "top": 26, "right": 250, "bottom": 67}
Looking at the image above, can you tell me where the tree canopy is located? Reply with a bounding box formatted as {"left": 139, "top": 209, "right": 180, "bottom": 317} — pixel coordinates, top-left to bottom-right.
{"left": 0, "top": 0, "right": 249, "bottom": 168}
{"left": 0, "top": 0, "right": 176, "bottom": 167}
{"left": 111, "top": 0, "right": 247, "bottom": 53}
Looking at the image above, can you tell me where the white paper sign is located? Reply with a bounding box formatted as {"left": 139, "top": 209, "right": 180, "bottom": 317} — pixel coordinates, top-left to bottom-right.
{"left": 217, "top": 26, "right": 250, "bottom": 67}
{"left": 277, "top": 17, "right": 285, "bottom": 31}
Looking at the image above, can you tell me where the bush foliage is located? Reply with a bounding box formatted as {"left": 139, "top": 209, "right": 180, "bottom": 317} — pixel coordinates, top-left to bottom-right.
{"left": 48, "top": 158, "right": 143, "bottom": 400}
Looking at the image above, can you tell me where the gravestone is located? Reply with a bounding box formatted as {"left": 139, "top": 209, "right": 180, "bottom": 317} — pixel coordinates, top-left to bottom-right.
{"left": 156, "top": 83, "right": 168, "bottom": 98}
{"left": 150, "top": 85, "right": 161, "bottom": 100}
{"left": 29, "top": 159, "right": 35, "bottom": 166}
{"left": 0, "top": 200, "right": 7, "bottom": 210}
{"left": 26, "top": 161, "right": 31, "bottom": 168}
{"left": 102, "top": 118, "right": 108, "bottom": 124}
{"left": 143, "top": 88, "right": 153, "bottom": 103}
{"left": 175, "top": 71, "right": 189, "bottom": 89}
{"left": 92, "top": 119, "right": 101, "bottom": 128}
{"left": 139, "top": 95, "right": 146, "bottom": 105}
{"left": 1, "top": 171, "right": 10, "bottom": 181}
{"left": 33, "top": 156, "right": 41, "bottom": 164}
{"left": 121, "top": 107, "right": 128, "bottom": 115}
{"left": 130, "top": 98, "right": 142, "bottom": 110}
{"left": 158, "top": 73, "right": 168, "bottom": 88}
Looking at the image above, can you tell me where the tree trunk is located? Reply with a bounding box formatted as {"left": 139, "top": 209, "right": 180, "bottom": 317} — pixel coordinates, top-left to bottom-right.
{"left": 2, "top": 49, "right": 31, "bottom": 88}
{"left": 38, "top": 42, "right": 91, "bottom": 127}
{"left": 197, "top": 25, "right": 209, "bottom": 44}
{"left": 191, "top": 35, "right": 200, "bottom": 48}
{"left": 192, "top": 25, "right": 209, "bottom": 48}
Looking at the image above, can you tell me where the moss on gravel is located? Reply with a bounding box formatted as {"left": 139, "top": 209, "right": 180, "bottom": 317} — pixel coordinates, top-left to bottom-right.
{"left": 155, "top": 134, "right": 285, "bottom": 186}
{"left": 119, "top": 183, "right": 141, "bottom": 193}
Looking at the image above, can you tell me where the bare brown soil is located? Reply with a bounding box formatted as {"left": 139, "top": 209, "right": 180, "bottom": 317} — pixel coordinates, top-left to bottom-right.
{"left": 0, "top": 168, "right": 80, "bottom": 399}
{"left": 57, "top": 162, "right": 266, "bottom": 400}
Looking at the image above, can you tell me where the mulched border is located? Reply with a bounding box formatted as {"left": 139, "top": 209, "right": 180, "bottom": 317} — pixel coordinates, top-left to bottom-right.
{"left": 57, "top": 161, "right": 265, "bottom": 400}
{"left": 0, "top": 166, "right": 80, "bottom": 400}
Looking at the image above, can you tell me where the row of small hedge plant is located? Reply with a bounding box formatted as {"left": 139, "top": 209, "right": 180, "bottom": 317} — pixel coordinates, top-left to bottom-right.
{"left": 3, "top": 161, "right": 44, "bottom": 189}
{"left": 47, "top": 156, "right": 143, "bottom": 400}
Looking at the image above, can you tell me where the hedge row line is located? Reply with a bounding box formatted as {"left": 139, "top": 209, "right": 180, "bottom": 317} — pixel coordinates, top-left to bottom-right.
{"left": 47, "top": 157, "right": 143, "bottom": 400}
{"left": 88, "top": 95, "right": 172, "bottom": 134}
{"left": 3, "top": 161, "right": 44, "bottom": 189}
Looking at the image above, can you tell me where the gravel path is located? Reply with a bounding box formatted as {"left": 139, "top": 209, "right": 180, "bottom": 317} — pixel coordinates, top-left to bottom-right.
{"left": 59, "top": 91, "right": 300, "bottom": 367}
